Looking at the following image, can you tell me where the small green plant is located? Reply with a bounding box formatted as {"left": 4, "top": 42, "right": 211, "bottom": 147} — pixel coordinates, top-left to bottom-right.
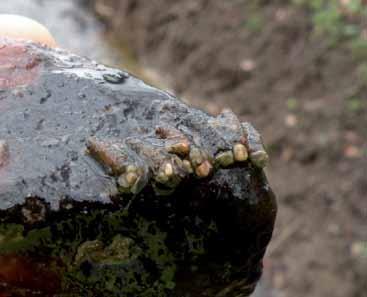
{"left": 243, "top": 1, "right": 268, "bottom": 33}
{"left": 287, "top": 98, "right": 298, "bottom": 111}
{"left": 356, "top": 63, "right": 367, "bottom": 85}
{"left": 350, "top": 38, "right": 367, "bottom": 60}
{"left": 312, "top": 3, "right": 343, "bottom": 39}
{"left": 245, "top": 14, "right": 265, "bottom": 32}
{"left": 292, "top": 0, "right": 367, "bottom": 55}
{"left": 347, "top": 97, "right": 363, "bottom": 112}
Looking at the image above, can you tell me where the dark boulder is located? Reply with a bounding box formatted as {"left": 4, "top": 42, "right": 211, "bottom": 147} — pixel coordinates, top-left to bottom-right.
{"left": 0, "top": 39, "right": 276, "bottom": 296}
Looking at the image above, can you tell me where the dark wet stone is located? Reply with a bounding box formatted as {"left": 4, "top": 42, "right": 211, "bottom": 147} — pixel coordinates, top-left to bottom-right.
{"left": 0, "top": 39, "right": 276, "bottom": 297}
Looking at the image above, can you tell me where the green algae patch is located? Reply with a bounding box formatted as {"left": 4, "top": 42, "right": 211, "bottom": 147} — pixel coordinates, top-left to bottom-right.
{"left": 0, "top": 208, "right": 179, "bottom": 296}
{"left": 0, "top": 224, "right": 24, "bottom": 249}
{"left": 65, "top": 234, "right": 153, "bottom": 296}
{"left": 63, "top": 215, "right": 177, "bottom": 296}
{"left": 74, "top": 235, "right": 137, "bottom": 266}
{"left": 135, "top": 217, "right": 176, "bottom": 290}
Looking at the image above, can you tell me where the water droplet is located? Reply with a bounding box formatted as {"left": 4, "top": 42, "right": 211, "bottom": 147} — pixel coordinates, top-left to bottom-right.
{"left": 78, "top": 92, "right": 86, "bottom": 99}
{"left": 40, "top": 89, "right": 52, "bottom": 104}
{"left": 61, "top": 135, "right": 70, "bottom": 144}
{"left": 36, "top": 119, "right": 45, "bottom": 130}
{"left": 23, "top": 111, "right": 30, "bottom": 119}
{"left": 96, "top": 65, "right": 106, "bottom": 71}
{"left": 103, "top": 72, "right": 129, "bottom": 84}
{"left": 41, "top": 138, "right": 60, "bottom": 147}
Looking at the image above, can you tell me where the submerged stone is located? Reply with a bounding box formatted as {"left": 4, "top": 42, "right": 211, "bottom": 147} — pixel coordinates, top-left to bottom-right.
{"left": 0, "top": 39, "right": 277, "bottom": 296}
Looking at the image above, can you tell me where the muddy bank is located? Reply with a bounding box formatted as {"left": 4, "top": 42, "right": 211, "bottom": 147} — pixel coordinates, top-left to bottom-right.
{"left": 89, "top": 1, "right": 367, "bottom": 297}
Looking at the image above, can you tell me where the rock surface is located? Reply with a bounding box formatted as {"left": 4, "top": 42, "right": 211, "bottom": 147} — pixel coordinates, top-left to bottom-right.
{"left": 0, "top": 39, "right": 276, "bottom": 296}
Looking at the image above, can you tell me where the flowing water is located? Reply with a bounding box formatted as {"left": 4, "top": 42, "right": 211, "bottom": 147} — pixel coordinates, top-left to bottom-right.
{"left": 0, "top": 1, "right": 276, "bottom": 296}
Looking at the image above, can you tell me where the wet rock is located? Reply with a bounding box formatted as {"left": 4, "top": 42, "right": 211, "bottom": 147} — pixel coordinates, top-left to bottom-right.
{"left": 0, "top": 140, "right": 9, "bottom": 168}
{"left": 0, "top": 39, "right": 276, "bottom": 296}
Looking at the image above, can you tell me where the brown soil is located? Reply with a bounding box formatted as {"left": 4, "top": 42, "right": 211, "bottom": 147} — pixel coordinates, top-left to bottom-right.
{"left": 90, "top": 1, "right": 366, "bottom": 297}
